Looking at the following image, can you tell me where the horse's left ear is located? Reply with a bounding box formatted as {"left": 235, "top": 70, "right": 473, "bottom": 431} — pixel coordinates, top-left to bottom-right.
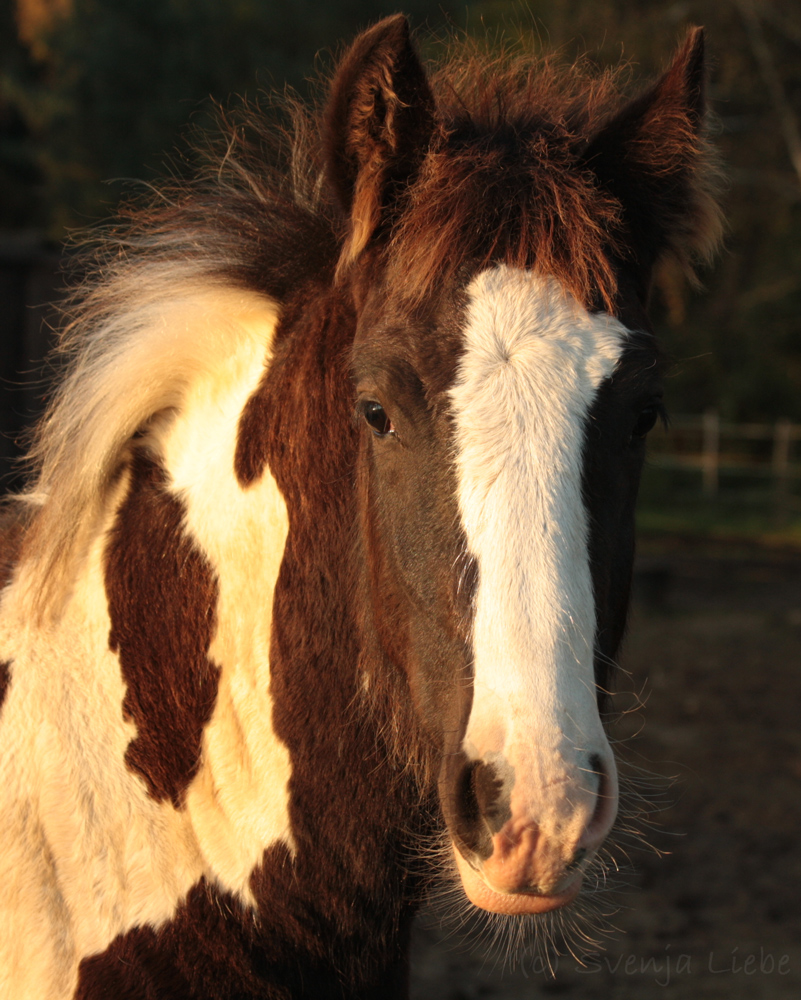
{"left": 583, "top": 27, "right": 722, "bottom": 288}
{"left": 324, "top": 15, "right": 436, "bottom": 270}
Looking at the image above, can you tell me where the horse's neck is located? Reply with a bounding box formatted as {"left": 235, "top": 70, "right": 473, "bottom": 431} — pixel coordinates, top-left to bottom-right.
{"left": 156, "top": 367, "right": 427, "bottom": 985}
{"left": 0, "top": 312, "right": 427, "bottom": 992}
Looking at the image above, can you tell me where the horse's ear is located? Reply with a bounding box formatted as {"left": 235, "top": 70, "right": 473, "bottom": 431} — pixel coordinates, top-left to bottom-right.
{"left": 583, "top": 27, "right": 722, "bottom": 288}
{"left": 324, "top": 15, "right": 436, "bottom": 269}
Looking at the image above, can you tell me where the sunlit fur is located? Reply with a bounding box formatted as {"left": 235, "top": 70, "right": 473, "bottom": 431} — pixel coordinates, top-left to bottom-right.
{"left": 0, "top": 14, "right": 722, "bottom": 997}
{"left": 381, "top": 39, "right": 723, "bottom": 313}
{"left": 17, "top": 279, "right": 280, "bottom": 618}
{"left": 0, "top": 289, "right": 293, "bottom": 997}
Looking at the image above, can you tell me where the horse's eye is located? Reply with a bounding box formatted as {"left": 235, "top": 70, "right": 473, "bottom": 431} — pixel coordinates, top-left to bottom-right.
{"left": 363, "top": 401, "right": 393, "bottom": 436}
{"left": 631, "top": 404, "right": 660, "bottom": 441}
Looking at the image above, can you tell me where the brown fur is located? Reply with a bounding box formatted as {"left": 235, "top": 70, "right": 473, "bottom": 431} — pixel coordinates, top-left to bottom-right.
{"left": 104, "top": 453, "right": 221, "bottom": 808}
{"left": 0, "top": 16, "right": 722, "bottom": 999}
{"left": 335, "top": 27, "right": 722, "bottom": 313}
{"left": 383, "top": 52, "right": 626, "bottom": 312}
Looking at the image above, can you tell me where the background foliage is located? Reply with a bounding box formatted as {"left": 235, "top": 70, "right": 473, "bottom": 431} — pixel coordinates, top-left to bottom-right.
{"left": 2, "top": 0, "right": 801, "bottom": 423}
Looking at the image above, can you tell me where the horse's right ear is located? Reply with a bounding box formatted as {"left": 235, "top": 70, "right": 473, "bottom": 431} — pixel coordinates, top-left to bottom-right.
{"left": 324, "top": 15, "right": 436, "bottom": 270}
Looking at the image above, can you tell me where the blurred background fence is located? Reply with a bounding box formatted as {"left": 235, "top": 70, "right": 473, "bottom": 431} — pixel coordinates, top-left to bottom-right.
{"left": 640, "top": 410, "right": 801, "bottom": 540}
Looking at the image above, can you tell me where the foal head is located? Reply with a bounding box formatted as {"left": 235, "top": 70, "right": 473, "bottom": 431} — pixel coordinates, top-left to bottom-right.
{"left": 329, "top": 16, "right": 719, "bottom": 916}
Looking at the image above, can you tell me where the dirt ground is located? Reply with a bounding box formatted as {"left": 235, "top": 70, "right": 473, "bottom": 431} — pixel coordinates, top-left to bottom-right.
{"left": 410, "top": 536, "right": 801, "bottom": 999}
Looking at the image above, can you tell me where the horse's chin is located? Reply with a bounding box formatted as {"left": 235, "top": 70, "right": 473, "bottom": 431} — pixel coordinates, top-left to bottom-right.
{"left": 453, "top": 844, "right": 582, "bottom": 915}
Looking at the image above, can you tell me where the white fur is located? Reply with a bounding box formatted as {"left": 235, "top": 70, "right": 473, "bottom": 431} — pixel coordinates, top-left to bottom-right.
{"left": 20, "top": 267, "right": 280, "bottom": 619}
{"left": 450, "top": 265, "right": 627, "bottom": 846}
{"left": 0, "top": 289, "right": 292, "bottom": 997}
{"left": 161, "top": 318, "right": 294, "bottom": 902}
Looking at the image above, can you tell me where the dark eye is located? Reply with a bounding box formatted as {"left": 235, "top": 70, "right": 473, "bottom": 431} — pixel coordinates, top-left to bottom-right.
{"left": 363, "top": 401, "right": 393, "bottom": 437}
{"left": 631, "top": 403, "right": 661, "bottom": 441}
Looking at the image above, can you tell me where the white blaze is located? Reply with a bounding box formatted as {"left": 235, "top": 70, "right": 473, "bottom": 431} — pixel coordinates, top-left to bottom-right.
{"left": 450, "top": 265, "right": 627, "bottom": 837}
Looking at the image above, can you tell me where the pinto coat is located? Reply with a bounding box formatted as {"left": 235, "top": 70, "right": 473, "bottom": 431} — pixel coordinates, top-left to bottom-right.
{"left": 0, "top": 15, "right": 720, "bottom": 999}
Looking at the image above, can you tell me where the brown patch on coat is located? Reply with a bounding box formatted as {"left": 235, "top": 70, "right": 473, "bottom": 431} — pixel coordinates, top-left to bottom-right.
{"left": 104, "top": 453, "right": 220, "bottom": 809}
{"left": 74, "top": 868, "right": 414, "bottom": 998}
{"left": 74, "top": 924, "right": 194, "bottom": 1000}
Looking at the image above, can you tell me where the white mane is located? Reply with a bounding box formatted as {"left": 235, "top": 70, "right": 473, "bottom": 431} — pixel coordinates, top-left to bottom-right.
{"left": 16, "top": 254, "right": 279, "bottom": 620}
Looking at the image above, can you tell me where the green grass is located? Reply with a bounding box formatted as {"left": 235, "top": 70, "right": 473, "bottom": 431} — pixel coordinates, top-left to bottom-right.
{"left": 635, "top": 464, "right": 801, "bottom": 548}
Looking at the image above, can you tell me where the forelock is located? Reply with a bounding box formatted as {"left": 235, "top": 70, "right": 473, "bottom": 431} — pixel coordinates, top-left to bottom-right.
{"left": 384, "top": 51, "right": 632, "bottom": 312}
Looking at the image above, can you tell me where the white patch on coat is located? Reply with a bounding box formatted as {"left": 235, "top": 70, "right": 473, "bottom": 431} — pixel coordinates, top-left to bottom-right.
{"left": 0, "top": 290, "right": 292, "bottom": 998}
{"left": 161, "top": 313, "right": 293, "bottom": 903}
{"left": 18, "top": 273, "right": 281, "bottom": 620}
{"left": 450, "top": 265, "right": 626, "bottom": 846}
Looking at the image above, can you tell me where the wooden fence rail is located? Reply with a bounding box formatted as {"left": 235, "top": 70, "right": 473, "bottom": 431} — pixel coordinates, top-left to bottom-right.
{"left": 646, "top": 410, "right": 801, "bottom": 523}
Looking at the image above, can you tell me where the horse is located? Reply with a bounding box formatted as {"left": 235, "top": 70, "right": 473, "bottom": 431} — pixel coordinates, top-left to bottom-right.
{"left": 0, "top": 15, "right": 720, "bottom": 999}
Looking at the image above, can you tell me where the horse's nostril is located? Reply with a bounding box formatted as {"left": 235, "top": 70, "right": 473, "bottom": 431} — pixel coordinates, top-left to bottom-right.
{"left": 457, "top": 760, "right": 481, "bottom": 826}
{"left": 451, "top": 757, "right": 513, "bottom": 862}
{"left": 471, "top": 760, "right": 507, "bottom": 829}
{"left": 457, "top": 758, "right": 508, "bottom": 827}
{"left": 581, "top": 751, "right": 618, "bottom": 847}
{"left": 585, "top": 752, "right": 608, "bottom": 804}
{"left": 566, "top": 846, "right": 588, "bottom": 872}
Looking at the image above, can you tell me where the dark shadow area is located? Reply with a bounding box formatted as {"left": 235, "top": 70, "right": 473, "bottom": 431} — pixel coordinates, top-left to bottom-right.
{"left": 0, "top": 232, "right": 63, "bottom": 492}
